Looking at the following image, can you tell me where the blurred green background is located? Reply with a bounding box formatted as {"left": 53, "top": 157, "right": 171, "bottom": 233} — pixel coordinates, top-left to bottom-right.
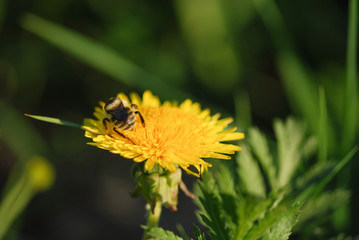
{"left": 0, "top": 0, "right": 357, "bottom": 239}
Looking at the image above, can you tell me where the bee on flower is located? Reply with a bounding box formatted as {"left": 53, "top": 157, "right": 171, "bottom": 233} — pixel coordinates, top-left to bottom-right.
{"left": 82, "top": 90, "right": 244, "bottom": 177}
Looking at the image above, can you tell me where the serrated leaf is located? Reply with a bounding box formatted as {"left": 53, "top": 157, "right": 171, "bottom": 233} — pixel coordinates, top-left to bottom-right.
{"left": 301, "top": 135, "right": 317, "bottom": 160}
{"left": 25, "top": 114, "right": 82, "bottom": 128}
{"left": 145, "top": 227, "right": 183, "bottom": 240}
{"left": 215, "top": 165, "right": 239, "bottom": 225}
{"left": 262, "top": 202, "right": 301, "bottom": 240}
{"left": 193, "top": 225, "right": 207, "bottom": 240}
{"left": 197, "top": 187, "right": 231, "bottom": 240}
{"left": 235, "top": 192, "right": 278, "bottom": 239}
{"left": 248, "top": 127, "right": 276, "bottom": 189}
{"left": 237, "top": 145, "right": 266, "bottom": 197}
{"left": 274, "top": 117, "right": 306, "bottom": 188}
{"left": 194, "top": 172, "right": 234, "bottom": 240}
{"left": 243, "top": 200, "right": 302, "bottom": 240}
{"left": 216, "top": 164, "right": 236, "bottom": 196}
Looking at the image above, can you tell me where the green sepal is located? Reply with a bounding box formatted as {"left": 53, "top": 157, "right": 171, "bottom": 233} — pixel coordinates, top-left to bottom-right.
{"left": 132, "top": 163, "right": 182, "bottom": 212}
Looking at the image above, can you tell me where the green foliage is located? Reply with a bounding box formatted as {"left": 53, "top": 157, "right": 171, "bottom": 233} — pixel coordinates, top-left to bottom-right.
{"left": 243, "top": 200, "right": 302, "bottom": 240}
{"left": 343, "top": 0, "right": 358, "bottom": 153}
{"left": 295, "top": 189, "right": 351, "bottom": 232}
{"left": 193, "top": 225, "right": 207, "bottom": 240}
{"left": 151, "top": 117, "right": 355, "bottom": 239}
{"left": 193, "top": 159, "right": 302, "bottom": 240}
{"left": 0, "top": 0, "right": 356, "bottom": 238}
{"left": 21, "top": 13, "right": 192, "bottom": 102}
{"left": 25, "top": 114, "right": 82, "bottom": 128}
{"left": 253, "top": 0, "right": 358, "bottom": 158}
{"left": 0, "top": 103, "right": 47, "bottom": 162}
{"left": 330, "top": 235, "right": 359, "bottom": 240}
{"left": 0, "top": 156, "right": 55, "bottom": 240}
{"left": 144, "top": 227, "right": 184, "bottom": 240}
{"left": 195, "top": 174, "right": 234, "bottom": 240}
{"left": 242, "top": 117, "right": 317, "bottom": 195}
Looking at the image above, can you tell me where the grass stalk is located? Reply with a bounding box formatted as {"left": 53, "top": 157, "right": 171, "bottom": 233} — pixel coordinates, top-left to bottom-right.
{"left": 342, "top": 0, "right": 358, "bottom": 153}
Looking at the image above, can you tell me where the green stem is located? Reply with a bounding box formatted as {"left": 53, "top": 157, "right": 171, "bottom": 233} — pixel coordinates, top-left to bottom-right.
{"left": 0, "top": 171, "right": 34, "bottom": 240}
{"left": 142, "top": 201, "right": 162, "bottom": 240}
{"left": 342, "top": 0, "right": 358, "bottom": 153}
{"left": 318, "top": 87, "right": 328, "bottom": 164}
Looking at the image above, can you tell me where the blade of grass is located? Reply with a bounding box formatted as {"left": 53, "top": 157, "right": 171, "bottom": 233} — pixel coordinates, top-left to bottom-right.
{"left": 252, "top": 0, "right": 319, "bottom": 136}
{"left": 335, "top": 0, "right": 358, "bottom": 230}
{"left": 342, "top": 0, "right": 358, "bottom": 153}
{"left": 315, "top": 147, "right": 357, "bottom": 195}
{"left": 297, "top": 147, "right": 358, "bottom": 202}
{"left": 176, "top": 224, "right": 191, "bottom": 240}
{"left": 318, "top": 87, "right": 328, "bottom": 163}
{"left": 0, "top": 156, "right": 55, "bottom": 240}
{"left": 21, "top": 13, "right": 191, "bottom": 102}
{"left": 25, "top": 114, "right": 82, "bottom": 128}
{"left": 0, "top": 103, "right": 47, "bottom": 162}
{"left": 175, "top": 0, "right": 241, "bottom": 93}
{"left": 0, "top": 168, "right": 29, "bottom": 240}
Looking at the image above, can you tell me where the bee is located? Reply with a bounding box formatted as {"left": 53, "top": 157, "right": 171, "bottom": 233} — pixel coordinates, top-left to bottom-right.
{"left": 103, "top": 97, "right": 145, "bottom": 144}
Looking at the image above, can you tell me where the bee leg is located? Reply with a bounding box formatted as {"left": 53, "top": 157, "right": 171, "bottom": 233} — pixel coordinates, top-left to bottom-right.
{"left": 113, "top": 128, "right": 135, "bottom": 144}
{"left": 103, "top": 118, "right": 111, "bottom": 134}
{"left": 136, "top": 112, "right": 145, "bottom": 127}
{"left": 131, "top": 104, "right": 145, "bottom": 127}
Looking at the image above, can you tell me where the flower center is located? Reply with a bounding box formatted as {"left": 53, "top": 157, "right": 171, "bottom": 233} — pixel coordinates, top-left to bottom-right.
{"left": 130, "top": 106, "right": 205, "bottom": 158}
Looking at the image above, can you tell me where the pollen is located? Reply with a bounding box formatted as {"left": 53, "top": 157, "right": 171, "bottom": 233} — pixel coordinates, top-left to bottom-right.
{"left": 82, "top": 91, "right": 244, "bottom": 177}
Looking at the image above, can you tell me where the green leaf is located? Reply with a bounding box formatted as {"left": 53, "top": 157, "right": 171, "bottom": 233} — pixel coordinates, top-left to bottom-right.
{"left": 329, "top": 234, "right": 359, "bottom": 240}
{"left": 175, "top": 0, "right": 241, "bottom": 94}
{"left": 318, "top": 87, "right": 329, "bottom": 163}
{"left": 176, "top": 224, "right": 191, "bottom": 240}
{"left": 216, "top": 164, "right": 237, "bottom": 197}
{"left": 247, "top": 127, "right": 276, "bottom": 190}
{"left": 235, "top": 194, "right": 276, "bottom": 240}
{"left": 145, "top": 227, "right": 183, "bottom": 240}
{"left": 237, "top": 145, "right": 266, "bottom": 197}
{"left": 193, "top": 225, "right": 207, "bottom": 240}
{"left": 274, "top": 117, "right": 307, "bottom": 187}
{"left": 243, "top": 200, "right": 302, "bottom": 240}
{"left": 296, "top": 146, "right": 357, "bottom": 202}
{"left": 294, "top": 162, "right": 335, "bottom": 201}
{"left": 297, "top": 189, "right": 350, "bottom": 230}
{"left": 342, "top": 0, "right": 358, "bottom": 153}
{"left": 193, "top": 171, "right": 233, "bottom": 240}
{"left": 216, "top": 165, "right": 239, "bottom": 226}
{"left": 25, "top": 114, "right": 82, "bottom": 128}
{"left": 21, "top": 13, "right": 191, "bottom": 102}
{"left": 262, "top": 202, "right": 301, "bottom": 240}
{"left": 312, "top": 147, "right": 357, "bottom": 197}
{"left": 197, "top": 185, "right": 232, "bottom": 240}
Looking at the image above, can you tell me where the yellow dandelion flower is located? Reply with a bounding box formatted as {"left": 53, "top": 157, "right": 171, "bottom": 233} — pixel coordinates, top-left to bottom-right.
{"left": 82, "top": 91, "right": 244, "bottom": 177}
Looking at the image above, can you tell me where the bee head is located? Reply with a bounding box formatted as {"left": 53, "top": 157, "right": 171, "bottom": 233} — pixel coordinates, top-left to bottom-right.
{"left": 104, "top": 97, "right": 123, "bottom": 113}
